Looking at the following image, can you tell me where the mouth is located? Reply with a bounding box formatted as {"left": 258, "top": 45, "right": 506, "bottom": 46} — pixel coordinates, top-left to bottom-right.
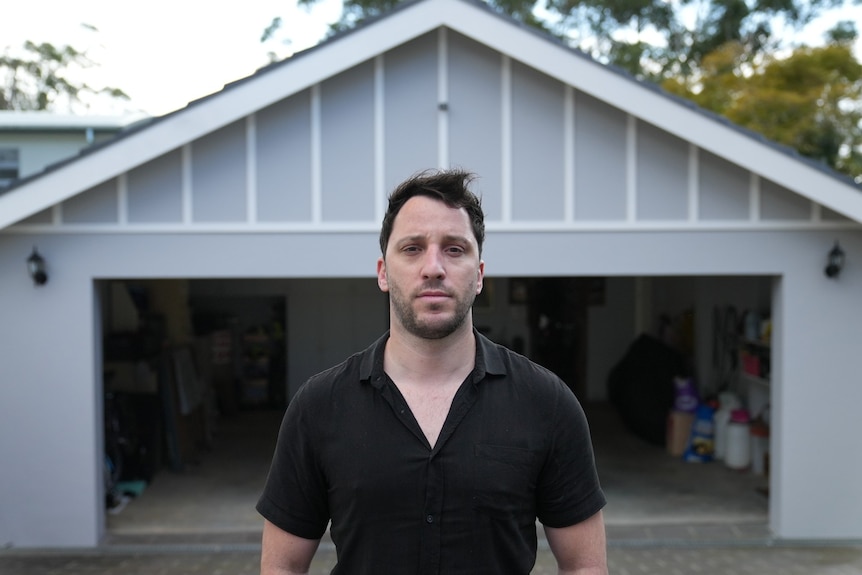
{"left": 418, "top": 290, "right": 450, "bottom": 299}
{"left": 416, "top": 289, "right": 452, "bottom": 304}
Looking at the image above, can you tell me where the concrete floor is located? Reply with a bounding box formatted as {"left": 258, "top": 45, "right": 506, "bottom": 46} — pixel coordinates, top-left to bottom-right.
{"left": 103, "top": 401, "right": 770, "bottom": 544}
{"left": 589, "top": 402, "right": 770, "bottom": 530}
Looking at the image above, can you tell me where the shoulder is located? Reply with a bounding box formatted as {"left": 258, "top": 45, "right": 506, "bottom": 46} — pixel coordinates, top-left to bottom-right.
{"left": 297, "top": 352, "right": 364, "bottom": 401}
{"left": 479, "top": 334, "right": 578, "bottom": 412}
{"left": 482, "top": 335, "right": 568, "bottom": 393}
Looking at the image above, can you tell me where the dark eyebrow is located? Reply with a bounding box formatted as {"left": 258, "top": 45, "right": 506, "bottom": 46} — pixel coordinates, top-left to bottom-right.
{"left": 443, "top": 234, "right": 473, "bottom": 247}
{"left": 398, "top": 234, "right": 428, "bottom": 244}
{"left": 394, "top": 234, "right": 475, "bottom": 249}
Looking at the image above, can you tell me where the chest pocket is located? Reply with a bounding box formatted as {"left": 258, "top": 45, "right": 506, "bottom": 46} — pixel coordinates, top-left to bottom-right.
{"left": 472, "top": 443, "right": 539, "bottom": 520}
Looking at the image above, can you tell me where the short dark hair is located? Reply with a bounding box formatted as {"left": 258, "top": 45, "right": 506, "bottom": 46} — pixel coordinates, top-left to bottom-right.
{"left": 379, "top": 169, "right": 485, "bottom": 257}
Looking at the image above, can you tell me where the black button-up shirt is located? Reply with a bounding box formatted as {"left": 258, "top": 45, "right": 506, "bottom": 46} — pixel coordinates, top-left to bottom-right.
{"left": 257, "top": 330, "right": 605, "bottom": 574}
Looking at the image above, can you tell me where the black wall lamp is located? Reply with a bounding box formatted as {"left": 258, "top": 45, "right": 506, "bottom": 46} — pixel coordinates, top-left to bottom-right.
{"left": 27, "top": 247, "right": 48, "bottom": 286}
{"left": 825, "top": 241, "right": 845, "bottom": 279}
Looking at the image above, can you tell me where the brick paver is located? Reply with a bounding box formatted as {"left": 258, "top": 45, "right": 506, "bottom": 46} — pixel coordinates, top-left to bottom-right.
{"left": 3, "top": 542, "right": 862, "bottom": 575}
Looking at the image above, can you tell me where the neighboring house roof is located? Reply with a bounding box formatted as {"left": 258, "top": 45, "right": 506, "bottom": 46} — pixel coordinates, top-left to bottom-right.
{"left": 0, "top": 111, "right": 150, "bottom": 133}
{"left": 0, "top": 0, "right": 860, "bottom": 231}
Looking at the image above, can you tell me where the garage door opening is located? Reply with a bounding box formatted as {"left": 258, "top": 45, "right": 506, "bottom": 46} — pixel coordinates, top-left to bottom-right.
{"left": 99, "top": 275, "right": 772, "bottom": 542}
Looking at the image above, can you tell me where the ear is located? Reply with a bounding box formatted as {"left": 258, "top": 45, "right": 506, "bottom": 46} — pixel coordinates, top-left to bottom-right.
{"left": 377, "top": 257, "right": 389, "bottom": 293}
{"left": 476, "top": 260, "right": 485, "bottom": 295}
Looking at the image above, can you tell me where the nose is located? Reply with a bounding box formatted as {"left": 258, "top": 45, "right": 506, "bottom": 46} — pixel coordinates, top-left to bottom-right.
{"left": 421, "top": 247, "right": 446, "bottom": 279}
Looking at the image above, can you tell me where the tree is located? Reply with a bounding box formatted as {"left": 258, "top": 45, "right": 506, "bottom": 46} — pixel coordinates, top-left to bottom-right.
{"left": 0, "top": 27, "right": 128, "bottom": 112}
{"left": 289, "top": 0, "right": 857, "bottom": 80}
{"left": 527, "top": 0, "right": 856, "bottom": 81}
{"left": 663, "top": 34, "right": 862, "bottom": 180}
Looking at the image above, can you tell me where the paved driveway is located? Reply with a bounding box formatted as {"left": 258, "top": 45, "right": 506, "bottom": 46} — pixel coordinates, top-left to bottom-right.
{"left": 4, "top": 540, "right": 862, "bottom": 574}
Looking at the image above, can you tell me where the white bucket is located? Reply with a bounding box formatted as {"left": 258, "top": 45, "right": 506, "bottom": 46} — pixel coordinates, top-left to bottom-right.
{"left": 714, "top": 392, "right": 742, "bottom": 460}
{"left": 725, "top": 420, "right": 751, "bottom": 470}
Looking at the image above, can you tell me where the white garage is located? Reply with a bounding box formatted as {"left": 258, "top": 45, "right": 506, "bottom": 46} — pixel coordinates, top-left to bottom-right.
{"left": 1, "top": 0, "right": 861, "bottom": 547}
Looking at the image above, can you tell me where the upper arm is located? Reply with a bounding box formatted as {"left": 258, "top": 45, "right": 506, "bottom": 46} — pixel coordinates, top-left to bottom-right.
{"left": 261, "top": 519, "right": 321, "bottom": 575}
{"left": 543, "top": 510, "right": 608, "bottom": 575}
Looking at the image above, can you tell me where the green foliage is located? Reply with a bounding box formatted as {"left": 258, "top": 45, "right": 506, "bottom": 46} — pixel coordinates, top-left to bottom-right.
{"left": 0, "top": 38, "right": 128, "bottom": 112}
{"left": 549, "top": 0, "right": 852, "bottom": 80}
{"left": 295, "top": 0, "right": 856, "bottom": 81}
{"left": 664, "top": 41, "right": 862, "bottom": 180}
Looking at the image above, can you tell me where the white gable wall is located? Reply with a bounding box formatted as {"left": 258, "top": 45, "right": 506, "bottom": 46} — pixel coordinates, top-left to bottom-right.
{"left": 11, "top": 30, "right": 852, "bottom": 235}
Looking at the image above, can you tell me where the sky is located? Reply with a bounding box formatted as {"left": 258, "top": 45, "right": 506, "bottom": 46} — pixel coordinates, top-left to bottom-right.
{"left": 2, "top": 0, "right": 861, "bottom": 118}
{"left": 0, "top": 0, "right": 343, "bottom": 117}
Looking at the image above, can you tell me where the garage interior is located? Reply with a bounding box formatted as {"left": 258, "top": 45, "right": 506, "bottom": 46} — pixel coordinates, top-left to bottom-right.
{"left": 100, "top": 275, "right": 772, "bottom": 543}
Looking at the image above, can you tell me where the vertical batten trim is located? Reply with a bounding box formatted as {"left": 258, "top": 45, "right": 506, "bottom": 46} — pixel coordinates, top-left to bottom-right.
{"left": 182, "top": 144, "right": 192, "bottom": 224}
{"left": 311, "top": 84, "right": 322, "bottom": 223}
{"left": 750, "top": 172, "right": 760, "bottom": 222}
{"left": 626, "top": 115, "right": 637, "bottom": 223}
{"left": 118, "top": 173, "right": 128, "bottom": 225}
{"left": 374, "top": 56, "right": 386, "bottom": 222}
{"left": 501, "top": 55, "right": 512, "bottom": 222}
{"left": 811, "top": 202, "right": 822, "bottom": 222}
{"left": 246, "top": 114, "right": 257, "bottom": 223}
{"left": 52, "top": 203, "right": 62, "bottom": 225}
{"left": 437, "top": 28, "right": 449, "bottom": 168}
{"left": 564, "top": 86, "right": 575, "bottom": 222}
{"left": 688, "top": 145, "right": 699, "bottom": 222}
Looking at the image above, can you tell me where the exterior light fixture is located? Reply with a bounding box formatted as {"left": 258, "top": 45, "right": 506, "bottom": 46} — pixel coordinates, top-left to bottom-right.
{"left": 825, "top": 241, "right": 845, "bottom": 279}
{"left": 27, "top": 247, "right": 48, "bottom": 286}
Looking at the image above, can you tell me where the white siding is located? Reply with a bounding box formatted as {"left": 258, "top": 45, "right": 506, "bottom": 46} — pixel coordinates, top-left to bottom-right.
{"left": 191, "top": 121, "right": 247, "bottom": 222}
{"left": 256, "top": 92, "right": 314, "bottom": 222}
{"left": 127, "top": 150, "right": 184, "bottom": 223}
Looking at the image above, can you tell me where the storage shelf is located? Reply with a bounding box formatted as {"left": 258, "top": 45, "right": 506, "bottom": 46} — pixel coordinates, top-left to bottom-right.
{"left": 738, "top": 333, "right": 771, "bottom": 387}
{"left": 740, "top": 338, "right": 771, "bottom": 349}
{"left": 740, "top": 371, "right": 770, "bottom": 387}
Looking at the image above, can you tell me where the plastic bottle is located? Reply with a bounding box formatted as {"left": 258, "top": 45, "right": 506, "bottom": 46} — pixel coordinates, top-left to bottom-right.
{"left": 714, "top": 392, "right": 741, "bottom": 461}
{"left": 673, "top": 376, "right": 699, "bottom": 413}
{"left": 683, "top": 404, "right": 716, "bottom": 462}
{"left": 725, "top": 408, "right": 751, "bottom": 470}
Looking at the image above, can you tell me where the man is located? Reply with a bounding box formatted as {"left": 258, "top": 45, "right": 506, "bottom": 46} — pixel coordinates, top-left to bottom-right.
{"left": 257, "top": 169, "right": 607, "bottom": 574}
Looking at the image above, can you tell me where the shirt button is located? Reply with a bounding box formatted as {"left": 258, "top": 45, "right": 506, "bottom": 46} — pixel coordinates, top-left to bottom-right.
{"left": 426, "top": 514, "right": 434, "bottom": 524}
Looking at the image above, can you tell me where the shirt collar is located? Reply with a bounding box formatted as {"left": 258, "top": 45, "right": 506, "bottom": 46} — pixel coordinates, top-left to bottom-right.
{"left": 360, "top": 332, "right": 390, "bottom": 388}
{"left": 474, "top": 328, "right": 506, "bottom": 380}
{"left": 360, "top": 328, "right": 507, "bottom": 388}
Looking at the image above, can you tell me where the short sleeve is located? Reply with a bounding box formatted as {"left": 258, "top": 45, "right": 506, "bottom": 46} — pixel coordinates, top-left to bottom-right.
{"left": 256, "top": 382, "right": 330, "bottom": 539}
{"left": 535, "top": 380, "right": 606, "bottom": 528}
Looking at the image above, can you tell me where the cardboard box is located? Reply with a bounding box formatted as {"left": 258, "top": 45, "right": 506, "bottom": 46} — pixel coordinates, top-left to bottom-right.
{"left": 666, "top": 410, "right": 695, "bottom": 456}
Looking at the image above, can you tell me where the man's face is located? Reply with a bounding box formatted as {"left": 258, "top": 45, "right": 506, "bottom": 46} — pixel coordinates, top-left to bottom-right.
{"left": 377, "top": 195, "right": 484, "bottom": 340}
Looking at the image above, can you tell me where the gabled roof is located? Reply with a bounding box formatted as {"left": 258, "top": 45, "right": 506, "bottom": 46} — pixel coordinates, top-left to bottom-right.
{"left": 1, "top": 0, "right": 860, "bottom": 230}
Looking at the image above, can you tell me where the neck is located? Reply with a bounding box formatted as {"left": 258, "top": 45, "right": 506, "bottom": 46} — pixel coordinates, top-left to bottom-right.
{"left": 384, "top": 321, "right": 476, "bottom": 387}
